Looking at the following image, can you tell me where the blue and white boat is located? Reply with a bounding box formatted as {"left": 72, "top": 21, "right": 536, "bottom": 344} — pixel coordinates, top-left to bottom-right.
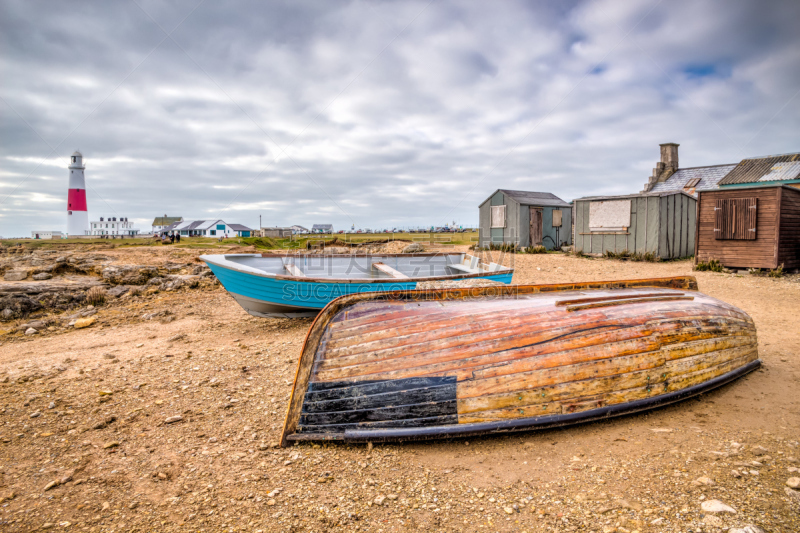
{"left": 201, "top": 253, "right": 514, "bottom": 318}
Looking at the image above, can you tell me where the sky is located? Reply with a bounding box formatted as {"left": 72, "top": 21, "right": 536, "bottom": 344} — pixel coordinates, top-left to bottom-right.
{"left": 1, "top": 0, "right": 799, "bottom": 237}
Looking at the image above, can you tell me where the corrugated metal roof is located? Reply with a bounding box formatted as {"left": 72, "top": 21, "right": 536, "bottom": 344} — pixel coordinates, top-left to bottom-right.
{"left": 649, "top": 164, "right": 736, "bottom": 195}
{"left": 498, "top": 189, "right": 570, "bottom": 207}
{"left": 718, "top": 152, "right": 800, "bottom": 185}
{"left": 312, "top": 224, "right": 333, "bottom": 230}
{"left": 758, "top": 160, "right": 800, "bottom": 182}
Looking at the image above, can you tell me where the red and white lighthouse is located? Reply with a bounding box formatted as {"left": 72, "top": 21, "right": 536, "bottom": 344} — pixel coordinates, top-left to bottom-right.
{"left": 67, "top": 151, "right": 88, "bottom": 236}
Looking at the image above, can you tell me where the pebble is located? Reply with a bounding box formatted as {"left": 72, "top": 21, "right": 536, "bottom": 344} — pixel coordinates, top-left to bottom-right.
{"left": 701, "top": 499, "right": 736, "bottom": 513}
{"left": 691, "top": 476, "right": 715, "bottom": 486}
{"left": 30, "top": 411, "right": 41, "bottom": 418}
{"left": 729, "top": 526, "right": 766, "bottom": 533}
{"left": 374, "top": 495, "right": 386, "bottom": 506}
{"left": 25, "top": 328, "right": 37, "bottom": 335}
{"left": 48, "top": 402, "right": 55, "bottom": 409}
{"left": 751, "top": 445, "right": 768, "bottom": 456}
{"left": 43, "top": 480, "right": 60, "bottom": 491}
{"left": 786, "top": 477, "right": 800, "bottom": 489}
{"left": 73, "top": 316, "right": 96, "bottom": 329}
{"left": 103, "top": 441, "right": 120, "bottom": 449}
{"left": 703, "top": 515, "right": 724, "bottom": 527}
{"left": 164, "top": 415, "right": 183, "bottom": 424}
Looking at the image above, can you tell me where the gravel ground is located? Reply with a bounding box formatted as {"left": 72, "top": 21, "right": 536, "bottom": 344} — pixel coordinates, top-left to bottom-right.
{"left": 0, "top": 246, "right": 798, "bottom": 532}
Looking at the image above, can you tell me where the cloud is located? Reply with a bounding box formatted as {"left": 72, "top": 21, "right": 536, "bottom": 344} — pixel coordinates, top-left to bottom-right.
{"left": 1, "top": 0, "right": 799, "bottom": 236}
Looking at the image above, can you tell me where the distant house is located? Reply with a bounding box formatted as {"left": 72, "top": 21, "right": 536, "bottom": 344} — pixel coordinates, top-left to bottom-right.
{"left": 152, "top": 215, "right": 183, "bottom": 234}
{"left": 312, "top": 224, "right": 333, "bottom": 234}
{"left": 90, "top": 216, "right": 139, "bottom": 236}
{"left": 31, "top": 231, "right": 64, "bottom": 240}
{"left": 228, "top": 224, "right": 253, "bottom": 237}
{"left": 642, "top": 143, "right": 735, "bottom": 196}
{"left": 261, "top": 227, "right": 293, "bottom": 238}
{"left": 479, "top": 189, "right": 572, "bottom": 249}
{"left": 291, "top": 225, "right": 309, "bottom": 234}
{"left": 164, "top": 220, "right": 238, "bottom": 238}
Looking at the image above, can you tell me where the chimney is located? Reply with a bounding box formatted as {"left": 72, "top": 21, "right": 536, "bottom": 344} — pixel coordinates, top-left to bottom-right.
{"left": 643, "top": 142, "right": 680, "bottom": 192}
{"left": 660, "top": 143, "right": 679, "bottom": 172}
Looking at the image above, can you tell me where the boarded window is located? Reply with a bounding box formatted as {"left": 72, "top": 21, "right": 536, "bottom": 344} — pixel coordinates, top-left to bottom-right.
{"left": 552, "top": 209, "right": 563, "bottom": 227}
{"left": 715, "top": 198, "right": 757, "bottom": 240}
{"left": 589, "top": 200, "right": 631, "bottom": 232}
{"left": 490, "top": 205, "right": 506, "bottom": 228}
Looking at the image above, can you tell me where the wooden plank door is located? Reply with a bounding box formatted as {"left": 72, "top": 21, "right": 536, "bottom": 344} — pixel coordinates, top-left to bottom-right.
{"left": 530, "top": 208, "right": 543, "bottom": 246}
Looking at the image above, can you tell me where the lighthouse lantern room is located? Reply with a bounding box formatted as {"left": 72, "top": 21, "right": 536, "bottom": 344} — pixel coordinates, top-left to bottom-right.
{"left": 67, "top": 151, "right": 89, "bottom": 236}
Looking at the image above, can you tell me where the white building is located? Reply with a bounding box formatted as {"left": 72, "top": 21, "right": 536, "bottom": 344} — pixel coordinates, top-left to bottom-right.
{"left": 89, "top": 216, "right": 139, "bottom": 236}
{"left": 32, "top": 231, "right": 65, "bottom": 240}
{"left": 164, "top": 219, "right": 243, "bottom": 238}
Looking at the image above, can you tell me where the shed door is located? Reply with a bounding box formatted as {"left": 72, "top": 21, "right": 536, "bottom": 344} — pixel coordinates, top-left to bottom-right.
{"left": 530, "top": 208, "right": 543, "bottom": 246}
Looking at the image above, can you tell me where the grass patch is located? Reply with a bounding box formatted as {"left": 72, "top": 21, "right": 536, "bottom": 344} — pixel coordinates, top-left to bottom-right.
{"left": 695, "top": 259, "right": 724, "bottom": 272}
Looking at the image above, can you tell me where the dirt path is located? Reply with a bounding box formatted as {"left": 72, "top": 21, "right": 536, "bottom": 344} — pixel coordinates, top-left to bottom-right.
{"left": 0, "top": 248, "right": 798, "bottom": 532}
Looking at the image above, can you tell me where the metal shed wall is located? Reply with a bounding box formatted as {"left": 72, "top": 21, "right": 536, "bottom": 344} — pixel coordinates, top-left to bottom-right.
{"left": 574, "top": 193, "right": 695, "bottom": 259}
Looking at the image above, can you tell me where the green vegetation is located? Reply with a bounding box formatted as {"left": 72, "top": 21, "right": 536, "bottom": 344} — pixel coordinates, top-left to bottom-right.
{"left": 695, "top": 258, "right": 724, "bottom": 272}
{"left": 524, "top": 245, "right": 548, "bottom": 254}
{"left": 603, "top": 249, "right": 659, "bottom": 262}
{"left": 769, "top": 264, "right": 784, "bottom": 278}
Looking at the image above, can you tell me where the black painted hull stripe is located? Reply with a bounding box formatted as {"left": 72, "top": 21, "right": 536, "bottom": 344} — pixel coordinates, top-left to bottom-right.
{"left": 287, "top": 359, "right": 760, "bottom": 442}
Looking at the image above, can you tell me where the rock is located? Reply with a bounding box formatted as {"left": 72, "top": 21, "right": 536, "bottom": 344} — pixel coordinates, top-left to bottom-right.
{"left": 729, "top": 526, "right": 766, "bottom": 533}
{"left": 43, "top": 480, "right": 60, "bottom": 491}
{"left": 701, "top": 500, "right": 736, "bottom": 513}
{"left": 107, "top": 286, "right": 129, "bottom": 298}
{"left": 267, "top": 499, "right": 276, "bottom": 506}
{"left": 650, "top": 518, "right": 664, "bottom": 525}
{"left": 786, "top": 487, "right": 800, "bottom": 499}
{"left": 751, "top": 445, "right": 768, "bottom": 456}
{"left": 786, "top": 477, "right": 800, "bottom": 489}
{"left": 374, "top": 495, "right": 386, "bottom": 506}
{"left": 702, "top": 515, "right": 724, "bottom": 527}
{"left": 25, "top": 327, "right": 37, "bottom": 335}
{"left": 103, "top": 441, "right": 120, "bottom": 449}
{"left": 691, "top": 476, "right": 715, "bottom": 487}
{"left": 402, "top": 243, "right": 425, "bottom": 253}
{"left": 98, "top": 390, "right": 113, "bottom": 396}
{"left": 30, "top": 411, "right": 41, "bottom": 418}
{"left": 503, "top": 506, "right": 514, "bottom": 515}
{"left": 48, "top": 402, "right": 55, "bottom": 409}
{"left": 4, "top": 270, "right": 28, "bottom": 281}
{"left": 74, "top": 316, "right": 96, "bottom": 329}
{"left": 164, "top": 415, "right": 183, "bottom": 424}
{"left": 731, "top": 470, "right": 742, "bottom": 478}
{"left": 33, "top": 272, "right": 53, "bottom": 280}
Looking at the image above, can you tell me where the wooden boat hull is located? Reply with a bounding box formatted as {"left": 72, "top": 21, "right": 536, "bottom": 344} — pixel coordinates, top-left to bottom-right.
{"left": 201, "top": 253, "right": 514, "bottom": 318}
{"left": 280, "top": 277, "right": 759, "bottom": 445}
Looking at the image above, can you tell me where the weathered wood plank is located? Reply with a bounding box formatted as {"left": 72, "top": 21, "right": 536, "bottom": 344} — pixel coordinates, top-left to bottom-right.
{"left": 566, "top": 296, "right": 693, "bottom": 312}
{"left": 372, "top": 262, "right": 410, "bottom": 279}
{"left": 284, "top": 263, "right": 305, "bottom": 277}
{"left": 457, "top": 401, "right": 562, "bottom": 424}
{"left": 458, "top": 351, "right": 666, "bottom": 399}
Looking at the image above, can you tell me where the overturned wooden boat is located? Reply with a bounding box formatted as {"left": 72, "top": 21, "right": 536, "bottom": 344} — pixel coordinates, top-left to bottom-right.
{"left": 280, "top": 276, "right": 759, "bottom": 445}
{"left": 201, "top": 252, "right": 512, "bottom": 318}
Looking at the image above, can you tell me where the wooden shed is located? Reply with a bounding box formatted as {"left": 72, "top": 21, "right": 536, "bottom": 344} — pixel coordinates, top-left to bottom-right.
{"left": 695, "top": 185, "right": 800, "bottom": 270}
{"left": 573, "top": 191, "right": 696, "bottom": 259}
{"left": 478, "top": 189, "right": 571, "bottom": 250}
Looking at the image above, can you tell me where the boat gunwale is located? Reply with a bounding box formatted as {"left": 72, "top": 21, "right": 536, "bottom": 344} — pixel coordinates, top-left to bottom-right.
{"left": 201, "top": 253, "right": 514, "bottom": 284}
{"left": 279, "top": 275, "right": 700, "bottom": 446}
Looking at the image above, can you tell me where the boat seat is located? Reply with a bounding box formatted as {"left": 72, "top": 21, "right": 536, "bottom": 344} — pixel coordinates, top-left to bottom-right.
{"left": 372, "top": 262, "right": 409, "bottom": 279}
{"left": 448, "top": 263, "right": 478, "bottom": 274}
{"left": 284, "top": 264, "right": 305, "bottom": 277}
